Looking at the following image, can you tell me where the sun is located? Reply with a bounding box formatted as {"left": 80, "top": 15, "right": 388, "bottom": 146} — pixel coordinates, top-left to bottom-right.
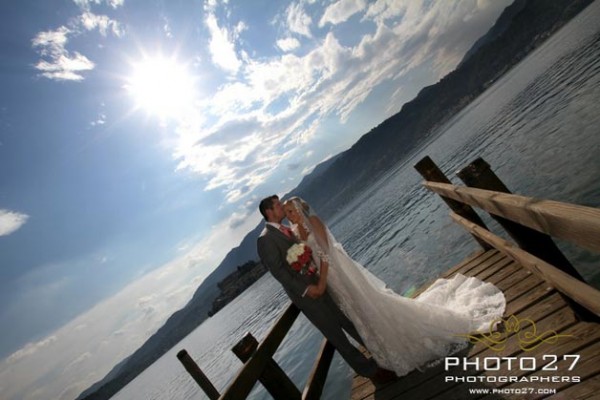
{"left": 125, "top": 55, "right": 196, "bottom": 119}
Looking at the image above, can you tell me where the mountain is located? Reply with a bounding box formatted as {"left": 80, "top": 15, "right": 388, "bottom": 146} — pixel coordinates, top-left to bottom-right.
{"left": 78, "top": 0, "right": 593, "bottom": 398}
{"left": 458, "top": 0, "right": 528, "bottom": 67}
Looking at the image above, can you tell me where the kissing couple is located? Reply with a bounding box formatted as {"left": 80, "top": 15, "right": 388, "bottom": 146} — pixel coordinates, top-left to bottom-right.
{"left": 257, "top": 195, "right": 506, "bottom": 381}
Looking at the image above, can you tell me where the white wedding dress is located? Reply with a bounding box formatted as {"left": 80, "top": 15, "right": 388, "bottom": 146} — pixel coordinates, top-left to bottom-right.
{"left": 304, "top": 230, "right": 506, "bottom": 377}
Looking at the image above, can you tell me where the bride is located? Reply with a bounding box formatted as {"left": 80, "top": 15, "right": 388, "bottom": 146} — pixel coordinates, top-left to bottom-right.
{"left": 282, "top": 196, "right": 506, "bottom": 377}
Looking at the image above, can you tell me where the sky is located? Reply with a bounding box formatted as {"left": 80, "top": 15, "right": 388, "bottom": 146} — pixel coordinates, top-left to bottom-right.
{"left": 0, "top": 0, "right": 513, "bottom": 399}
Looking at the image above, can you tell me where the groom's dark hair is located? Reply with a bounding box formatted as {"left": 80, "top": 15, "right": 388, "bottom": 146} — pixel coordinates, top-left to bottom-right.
{"left": 259, "top": 195, "right": 279, "bottom": 220}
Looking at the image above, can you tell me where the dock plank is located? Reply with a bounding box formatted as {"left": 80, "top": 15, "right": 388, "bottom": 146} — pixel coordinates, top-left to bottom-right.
{"left": 441, "top": 250, "right": 498, "bottom": 279}
{"left": 546, "top": 373, "right": 600, "bottom": 400}
{"left": 447, "top": 251, "right": 506, "bottom": 279}
{"left": 463, "top": 255, "right": 513, "bottom": 280}
{"left": 412, "top": 250, "right": 498, "bottom": 298}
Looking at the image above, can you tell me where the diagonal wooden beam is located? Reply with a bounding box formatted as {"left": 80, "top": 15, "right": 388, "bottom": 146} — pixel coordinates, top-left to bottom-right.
{"left": 424, "top": 181, "right": 600, "bottom": 253}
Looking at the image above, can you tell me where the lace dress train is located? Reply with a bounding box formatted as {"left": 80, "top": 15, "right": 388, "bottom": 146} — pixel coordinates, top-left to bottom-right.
{"left": 306, "top": 233, "right": 506, "bottom": 377}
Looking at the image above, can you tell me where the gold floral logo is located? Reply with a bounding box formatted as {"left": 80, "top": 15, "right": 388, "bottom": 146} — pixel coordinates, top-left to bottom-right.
{"left": 456, "top": 315, "right": 574, "bottom": 352}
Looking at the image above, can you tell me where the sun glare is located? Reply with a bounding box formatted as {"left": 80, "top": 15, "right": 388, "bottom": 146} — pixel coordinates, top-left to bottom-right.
{"left": 126, "top": 55, "right": 196, "bottom": 119}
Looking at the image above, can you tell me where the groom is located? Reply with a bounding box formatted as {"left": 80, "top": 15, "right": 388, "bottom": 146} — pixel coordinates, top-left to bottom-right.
{"left": 257, "top": 195, "right": 395, "bottom": 382}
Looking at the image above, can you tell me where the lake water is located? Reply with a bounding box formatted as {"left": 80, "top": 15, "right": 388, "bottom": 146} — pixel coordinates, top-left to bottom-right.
{"left": 112, "top": 2, "right": 600, "bottom": 399}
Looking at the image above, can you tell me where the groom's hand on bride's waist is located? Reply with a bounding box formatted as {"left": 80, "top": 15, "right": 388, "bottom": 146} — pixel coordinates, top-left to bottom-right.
{"left": 304, "top": 284, "right": 325, "bottom": 299}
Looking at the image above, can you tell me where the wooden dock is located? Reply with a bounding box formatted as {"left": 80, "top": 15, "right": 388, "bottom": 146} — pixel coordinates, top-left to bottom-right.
{"left": 177, "top": 155, "right": 600, "bottom": 400}
{"left": 350, "top": 248, "right": 600, "bottom": 400}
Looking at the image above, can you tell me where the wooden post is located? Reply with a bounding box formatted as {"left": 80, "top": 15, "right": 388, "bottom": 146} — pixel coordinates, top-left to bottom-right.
{"left": 456, "top": 157, "right": 585, "bottom": 282}
{"left": 231, "top": 333, "right": 301, "bottom": 400}
{"left": 302, "top": 339, "right": 336, "bottom": 400}
{"left": 177, "top": 349, "right": 220, "bottom": 400}
{"left": 414, "top": 156, "right": 492, "bottom": 250}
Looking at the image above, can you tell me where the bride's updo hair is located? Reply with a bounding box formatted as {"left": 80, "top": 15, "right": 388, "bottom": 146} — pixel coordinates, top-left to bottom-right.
{"left": 286, "top": 196, "right": 310, "bottom": 214}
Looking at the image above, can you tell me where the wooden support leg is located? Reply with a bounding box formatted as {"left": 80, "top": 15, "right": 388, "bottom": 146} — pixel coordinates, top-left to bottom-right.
{"left": 303, "top": 339, "right": 336, "bottom": 400}
{"left": 232, "top": 333, "right": 302, "bottom": 400}
{"left": 456, "top": 157, "right": 585, "bottom": 281}
{"left": 414, "top": 156, "right": 492, "bottom": 250}
{"left": 177, "top": 349, "right": 220, "bottom": 400}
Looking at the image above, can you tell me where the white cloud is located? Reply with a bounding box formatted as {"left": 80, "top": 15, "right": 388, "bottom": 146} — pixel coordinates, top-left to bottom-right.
{"left": 163, "top": 20, "right": 173, "bottom": 38}
{"left": 204, "top": 0, "right": 218, "bottom": 13}
{"left": 80, "top": 12, "right": 124, "bottom": 36}
{"left": 205, "top": 13, "right": 242, "bottom": 74}
{"left": 172, "top": 33, "right": 360, "bottom": 199}
{"left": 0, "top": 209, "right": 29, "bottom": 236}
{"left": 34, "top": 52, "right": 95, "bottom": 82}
{"left": 364, "top": 0, "right": 407, "bottom": 23}
{"left": 32, "top": 6, "right": 122, "bottom": 81}
{"left": 6, "top": 336, "right": 57, "bottom": 364}
{"left": 32, "top": 27, "right": 71, "bottom": 58}
{"left": 234, "top": 20, "right": 248, "bottom": 36}
{"left": 63, "top": 352, "right": 92, "bottom": 374}
{"left": 277, "top": 37, "right": 301, "bottom": 52}
{"left": 90, "top": 112, "right": 107, "bottom": 126}
{"left": 286, "top": 2, "right": 313, "bottom": 38}
{"left": 73, "top": 0, "right": 124, "bottom": 10}
{"left": 173, "top": 0, "right": 511, "bottom": 202}
{"left": 319, "top": 0, "right": 367, "bottom": 27}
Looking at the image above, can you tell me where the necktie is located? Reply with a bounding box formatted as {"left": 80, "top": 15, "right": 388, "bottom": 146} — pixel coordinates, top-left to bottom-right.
{"left": 279, "top": 225, "right": 293, "bottom": 238}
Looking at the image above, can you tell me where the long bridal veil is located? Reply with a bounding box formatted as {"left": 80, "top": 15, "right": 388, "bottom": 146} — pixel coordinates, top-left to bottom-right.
{"left": 288, "top": 197, "right": 506, "bottom": 376}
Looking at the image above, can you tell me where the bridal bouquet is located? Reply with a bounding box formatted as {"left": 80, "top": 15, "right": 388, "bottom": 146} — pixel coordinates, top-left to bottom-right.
{"left": 286, "top": 243, "right": 317, "bottom": 276}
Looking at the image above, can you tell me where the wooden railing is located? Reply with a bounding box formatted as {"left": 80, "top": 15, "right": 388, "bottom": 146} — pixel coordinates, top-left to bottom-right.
{"left": 177, "top": 303, "right": 335, "bottom": 400}
{"left": 423, "top": 182, "right": 600, "bottom": 254}
{"left": 416, "top": 156, "right": 600, "bottom": 319}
